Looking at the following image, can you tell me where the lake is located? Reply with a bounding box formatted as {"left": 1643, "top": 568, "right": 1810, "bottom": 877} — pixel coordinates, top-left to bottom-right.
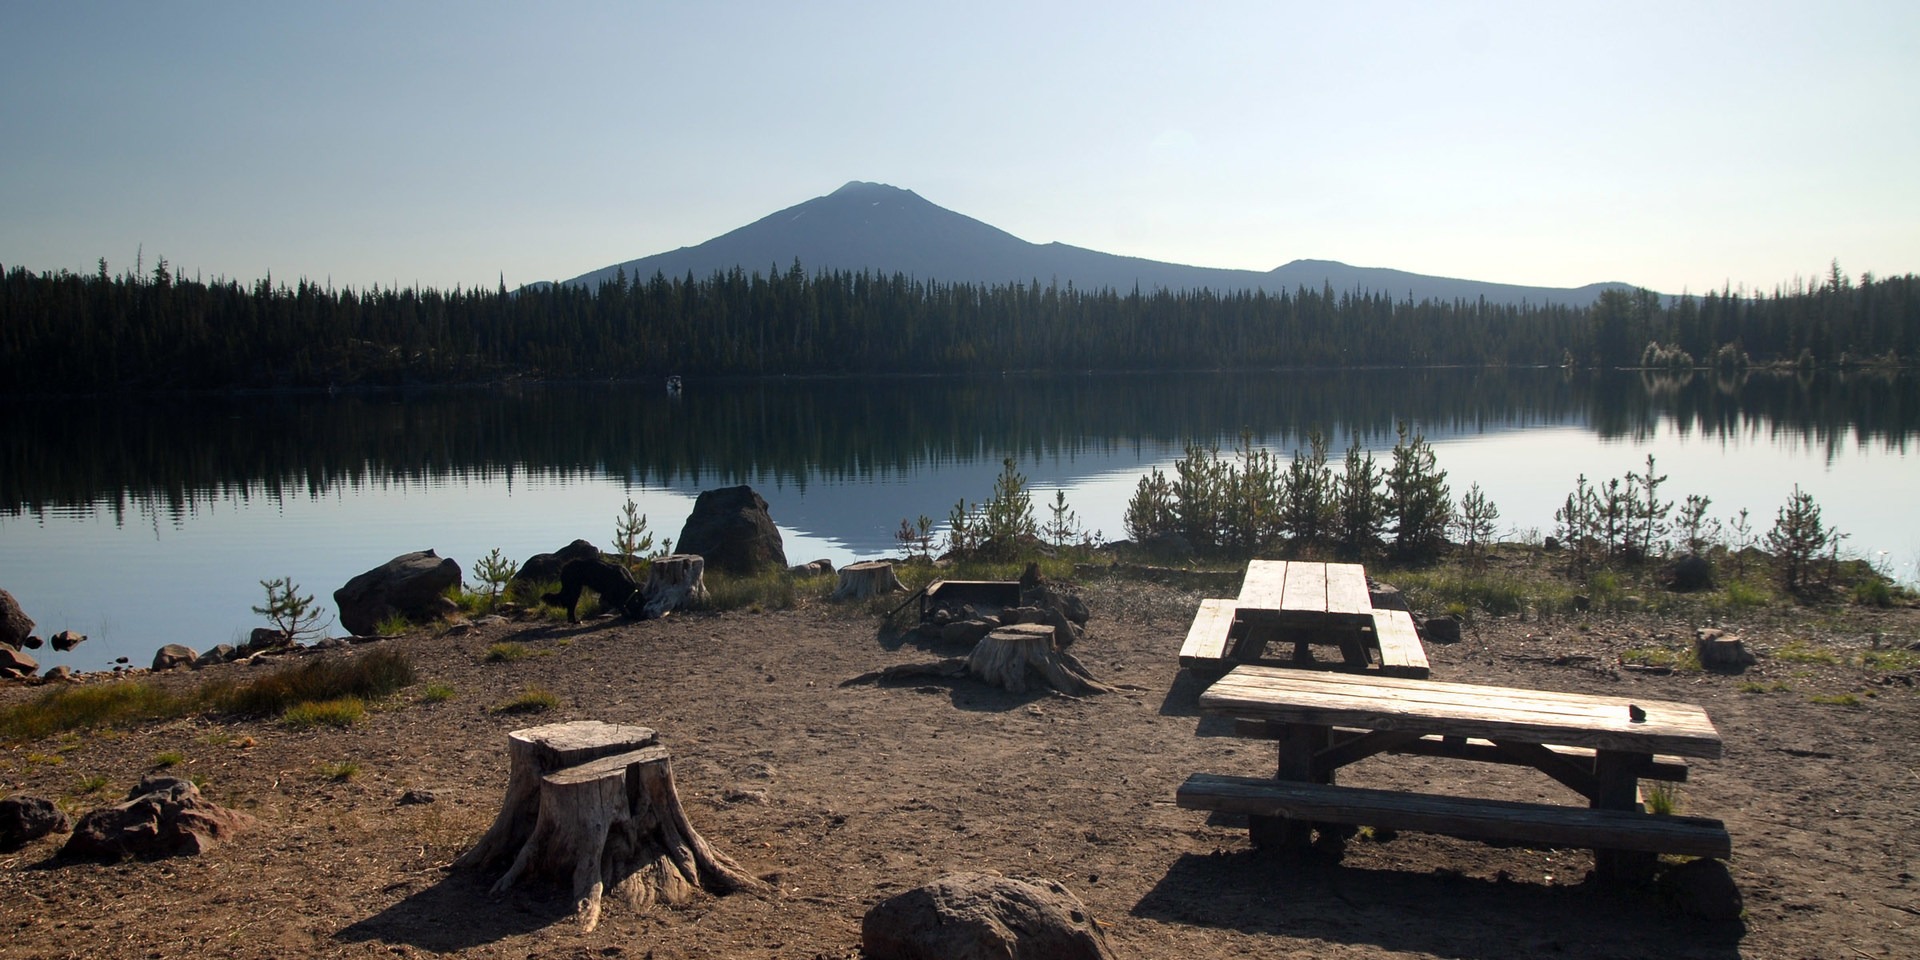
{"left": 2, "top": 368, "right": 1915, "bottom": 673}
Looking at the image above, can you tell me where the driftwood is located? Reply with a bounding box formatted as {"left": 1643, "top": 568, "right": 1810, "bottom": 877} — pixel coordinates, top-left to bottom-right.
{"left": 642, "top": 554, "right": 709, "bottom": 618}
{"left": 456, "top": 720, "right": 764, "bottom": 931}
{"left": 832, "top": 561, "right": 905, "bottom": 601}
{"left": 968, "top": 624, "right": 1114, "bottom": 695}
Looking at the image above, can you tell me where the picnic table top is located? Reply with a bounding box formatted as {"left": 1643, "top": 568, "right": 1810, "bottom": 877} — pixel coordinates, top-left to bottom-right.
{"left": 1236, "top": 560, "right": 1374, "bottom": 623}
{"left": 1199, "top": 664, "right": 1723, "bottom": 759}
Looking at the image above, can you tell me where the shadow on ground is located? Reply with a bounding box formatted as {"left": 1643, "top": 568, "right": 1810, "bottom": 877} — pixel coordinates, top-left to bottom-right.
{"left": 1133, "top": 850, "right": 1745, "bottom": 959}
{"left": 335, "top": 869, "right": 569, "bottom": 951}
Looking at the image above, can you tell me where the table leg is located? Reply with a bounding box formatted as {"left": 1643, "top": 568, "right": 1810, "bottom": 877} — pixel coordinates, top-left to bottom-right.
{"left": 1591, "top": 749, "right": 1658, "bottom": 883}
{"left": 1249, "top": 723, "right": 1333, "bottom": 851}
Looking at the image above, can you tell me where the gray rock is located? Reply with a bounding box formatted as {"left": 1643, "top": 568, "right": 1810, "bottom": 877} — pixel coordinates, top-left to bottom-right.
{"left": 396, "top": 789, "right": 437, "bottom": 806}
{"left": 333, "top": 550, "right": 463, "bottom": 636}
{"left": 1422, "top": 616, "right": 1463, "bottom": 645}
{"left": 941, "top": 618, "right": 998, "bottom": 644}
{"left": 0, "top": 644, "right": 37, "bottom": 678}
{"left": 245, "top": 627, "right": 290, "bottom": 652}
{"left": 0, "top": 589, "right": 33, "bottom": 650}
{"left": 862, "top": 872, "right": 1116, "bottom": 960}
{"left": 61, "top": 776, "right": 254, "bottom": 860}
{"left": 23, "top": 634, "right": 43, "bottom": 650}
{"left": 790, "top": 558, "right": 835, "bottom": 576}
{"left": 510, "top": 539, "right": 601, "bottom": 587}
{"left": 0, "top": 795, "right": 69, "bottom": 852}
{"left": 50, "top": 630, "right": 85, "bottom": 652}
{"left": 675, "top": 485, "right": 787, "bottom": 575}
{"left": 152, "top": 644, "right": 197, "bottom": 671}
{"left": 43, "top": 665, "right": 74, "bottom": 682}
{"left": 193, "top": 644, "right": 236, "bottom": 668}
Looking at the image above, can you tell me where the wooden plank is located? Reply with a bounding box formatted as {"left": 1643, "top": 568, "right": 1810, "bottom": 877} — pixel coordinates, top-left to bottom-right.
{"left": 1324, "top": 563, "right": 1372, "bottom": 615}
{"left": 1237, "top": 560, "right": 1290, "bottom": 610}
{"left": 1370, "top": 609, "right": 1430, "bottom": 678}
{"left": 1280, "top": 562, "right": 1329, "bottom": 615}
{"left": 1178, "top": 599, "right": 1241, "bottom": 667}
{"left": 1201, "top": 665, "right": 1723, "bottom": 758}
{"left": 1229, "top": 723, "right": 1691, "bottom": 782}
{"left": 1177, "top": 773, "right": 1731, "bottom": 858}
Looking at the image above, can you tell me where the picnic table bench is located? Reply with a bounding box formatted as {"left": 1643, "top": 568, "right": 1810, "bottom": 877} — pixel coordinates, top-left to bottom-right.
{"left": 1178, "top": 561, "right": 1430, "bottom": 678}
{"left": 1177, "top": 665, "right": 1730, "bottom": 880}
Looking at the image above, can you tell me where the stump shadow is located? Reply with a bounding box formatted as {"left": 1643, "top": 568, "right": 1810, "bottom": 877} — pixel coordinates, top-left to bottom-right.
{"left": 335, "top": 868, "right": 571, "bottom": 951}
{"left": 1134, "top": 850, "right": 1745, "bottom": 959}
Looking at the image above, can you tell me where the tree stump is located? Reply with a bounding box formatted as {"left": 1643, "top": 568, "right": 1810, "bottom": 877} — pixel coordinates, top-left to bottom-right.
{"left": 832, "top": 561, "right": 905, "bottom": 601}
{"left": 457, "top": 721, "right": 764, "bottom": 932}
{"left": 642, "top": 554, "right": 709, "bottom": 618}
{"left": 967, "top": 624, "right": 1114, "bottom": 696}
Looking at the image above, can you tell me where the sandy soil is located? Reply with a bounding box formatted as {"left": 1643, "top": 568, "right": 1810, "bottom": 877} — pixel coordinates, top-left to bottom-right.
{"left": 2, "top": 569, "right": 1917, "bottom": 960}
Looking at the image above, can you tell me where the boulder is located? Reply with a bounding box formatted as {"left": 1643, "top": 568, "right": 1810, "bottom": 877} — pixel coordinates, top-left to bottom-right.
{"left": 791, "top": 558, "right": 836, "bottom": 576}
{"left": 0, "top": 795, "right": 69, "bottom": 851}
{"left": 1668, "top": 553, "right": 1715, "bottom": 592}
{"left": 245, "top": 628, "right": 290, "bottom": 652}
{"left": 23, "top": 634, "right": 43, "bottom": 650}
{"left": 0, "top": 589, "right": 32, "bottom": 650}
{"left": 194, "top": 644, "right": 237, "bottom": 668}
{"left": 152, "top": 644, "right": 197, "bottom": 671}
{"left": 675, "top": 486, "right": 787, "bottom": 575}
{"left": 61, "top": 776, "right": 255, "bottom": 860}
{"left": 511, "top": 539, "right": 601, "bottom": 587}
{"left": 1, "top": 645, "right": 38, "bottom": 678}
{"left": 862, "top": 872, "right": 1116, "bottom": 960}
{"left": 43, "top": 665, "right": 74, "bottom": 682}
{"left": 333, "top": 550, "right": 463, "bottom": 636}
{"left": 50, "top": 630, "right": 86, "bottom": 652}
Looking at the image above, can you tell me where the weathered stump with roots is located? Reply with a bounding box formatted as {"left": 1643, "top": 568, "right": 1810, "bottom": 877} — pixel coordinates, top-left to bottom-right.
{"left": 642, "top": 554, "right": 709, "bottom": 618}
{"left": 967, "top": 624, "right": 1114, "bottom": 696}
{"left": 831, "top": 561, "right": 905, "bottom": 601}
{"left": 455, "top": 720, "right": 764, "bottom": 931}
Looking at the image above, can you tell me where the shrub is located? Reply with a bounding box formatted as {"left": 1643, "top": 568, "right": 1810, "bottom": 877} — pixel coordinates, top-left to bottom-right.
{"left": 252, "top": 576, "right": 332, "bottom": 644}
{"left": 216, "top": 648, "right": 415, "bottom": 718}
{"left": 1385, "top": 422, "right": 1451, "bottom": 560}
{"left": 471, "top": 548, "right": 520, "bottom": 608}
{"left": 491, "top": 685, "right": 559, "bottom": 715}
{"left": 1335, "top": 439, "right": 1387, "bottom": 558}
{"left": 0, "top": 681, "right": 198, "bottom": 743}
{"left": 484, "top": 642, "right": 534, "bottom": 663}
{"left": 1766, "top": 485, "right": 1838, "bottom": 594}
{"left": 152, "top": 751, "right": 186, "bottom": 769}
{"left": 420, "top": 683, "right": 457, "bottom": 703}
{"left": 281, "top": 697, "right": 367, "bottom": 730}
{"left": 318, "top": 760, "right": 362, "bottom": 781}
{"left": 1123, "top": 468, "right": 1178, "bottom": 543}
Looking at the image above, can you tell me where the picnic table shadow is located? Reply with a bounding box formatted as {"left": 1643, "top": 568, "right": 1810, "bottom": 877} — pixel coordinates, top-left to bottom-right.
{"left": 334, "top": 867, "right": 574, "bottom": 951}
{"left": 1134, "top": 848, "right": 1745, "bottom": 959}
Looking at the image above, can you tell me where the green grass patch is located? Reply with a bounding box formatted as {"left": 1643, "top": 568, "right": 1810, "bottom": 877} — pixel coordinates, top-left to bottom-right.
{"left": 73, "top": 773, "right": 110, "bottom": 795}
{"left": 1643, "top": 782, "right": 1681, "bottom": 816}
{"left": 702, "top": 568, "right": 805, "bottom": 612}
{"left": 317, "top": 760, "right": 361, "bottom": 782}
{"left": 1622, "top": 645, "right": 1701, "bottom": 672}
{"left": 1737, "top": 680, "right": 1792, "bottom": 693}
{"left": 375, "top": 612, "right": 413, "bottom": 637}
{"left": 0, "top": 681, "right": 199, "bottom": 743}
{"left": 484, "top": 642, "right": 537, "bottom": 663}
{"left": 1851, "top": 578, "right": 1895, "bottom": 607}
{"left": 1809, "top": 692, "right": 1865, "bottom": 707}
{"left": 420, "top": 683, "right": 456, "bottom": 703}
{"left": 1771, "top": 639, "right": 1840, "bottom": 665}
{"left": 1863, "top": 648, "right": 1920, "bottom": 672}
{"left": 213, "top": 648, "right": 415, "bottom": 717}
{"left": 152, "top": 750, "right": 185, "bottom": 769}
{"left": 280, "top": 696, "right": 367, "bottom": 730}
{"left": 490, "top": 685, "right": 559, "bottom": 715}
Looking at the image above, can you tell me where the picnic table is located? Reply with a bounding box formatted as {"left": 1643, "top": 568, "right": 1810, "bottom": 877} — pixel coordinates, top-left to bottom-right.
{"left": 1177, "top": 665, "right": 1731, "bottom": 880}
{"left": 1178, "top": 560, "right": 1429, "bottom": 678}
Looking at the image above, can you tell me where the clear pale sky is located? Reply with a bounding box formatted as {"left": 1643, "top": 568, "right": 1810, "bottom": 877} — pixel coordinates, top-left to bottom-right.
{"left": 4, "top": 1, "right": 1916, "bottom": 295}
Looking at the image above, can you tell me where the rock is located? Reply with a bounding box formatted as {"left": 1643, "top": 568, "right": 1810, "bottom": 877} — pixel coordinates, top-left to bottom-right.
{"left": 1422, "top": 616, "right": 1463, "bottom": 645}
{"left": 1370, "top": 583, "right": 1411, "bottom": 612}
{"left": 23, "top": 634, "right": 43, "bottom": 650}
{"left": 511, "top": 539, "right": 601, "bottom": 587}
{"left": 245, "top": 627, "right": 291, "bottom": 652}
{"left": 941, "top": 618, "right": 999, "bottom": 644}
{"left": 152, "top": 644, "right": 197, "bottom": 671}
{"left": 862, "top": 872, "right": 1116, "bottom": 960}
{"left": 0, "top": 795, "right": 69, "bottom": 851}
{"left": 194, "top": 644, "right": 236, "bottom": 668}
{"left": 333, "top": 550, "right": 463, "bottom": 636}
{"left": 791, "top": 558, "right": 835, "bottom": 576}
{"left": 50, "top": 630, "right": 85, "bottom": 652}
{"left": 1, "top": 645, "right": 38, "bottom": 678}
{"left": 1665, "top": 858, "right": 1743, "bottom": 920}
{"left": 61, "top": 776, "right": 255, "bottom": 860}
{"left": 396, "top": 789, "right": 437, "bottom": 806}
{"left": 1572, "top": 594, "right": 1592, "bottom": 612}
{"left": 0, "top": 589, "right": 33, "bottom": 650}
{"left": 43, "top": 665, "right": 74, "bottom": 682}
{"left": 675, "top": 485, "right": 787, "bottom": 575}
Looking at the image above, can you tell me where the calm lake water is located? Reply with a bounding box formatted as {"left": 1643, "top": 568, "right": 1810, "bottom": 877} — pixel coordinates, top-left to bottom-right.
{"left": 3, "top": 368, "right": 1915, "bottom": 673}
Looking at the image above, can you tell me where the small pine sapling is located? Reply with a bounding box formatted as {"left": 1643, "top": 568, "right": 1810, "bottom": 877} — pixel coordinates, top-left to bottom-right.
{"left": 253, "top": 576, "right": 332, "bottom": 644}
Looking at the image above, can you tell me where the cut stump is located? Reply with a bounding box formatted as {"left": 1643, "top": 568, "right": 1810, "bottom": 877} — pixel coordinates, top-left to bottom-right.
{"left": 642, "top": 554, "right": 709, "bottom": 618}
{"left": 832, "top": 561, "right": 906, "bottom": 602}
{"left": 968, "top": 624, "right": 1114, "bottom": 696}
{"left": 457, "top": 720, "right": 764, "bottom": 932}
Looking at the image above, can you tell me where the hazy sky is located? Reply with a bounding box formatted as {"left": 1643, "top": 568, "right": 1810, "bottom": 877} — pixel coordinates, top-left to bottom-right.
{"left": 4, "top": 1, "right": 1916, "bottom": 295}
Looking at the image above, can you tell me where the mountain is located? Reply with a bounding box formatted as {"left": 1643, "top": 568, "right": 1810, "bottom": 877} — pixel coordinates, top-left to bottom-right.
{"left": 566, "top": 181, "right": 1636, "bottom": 306}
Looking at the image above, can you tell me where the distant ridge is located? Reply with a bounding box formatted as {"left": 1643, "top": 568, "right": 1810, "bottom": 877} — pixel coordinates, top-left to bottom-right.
{"left": 567, "top": 181, "right": 1638, "bottom": 307}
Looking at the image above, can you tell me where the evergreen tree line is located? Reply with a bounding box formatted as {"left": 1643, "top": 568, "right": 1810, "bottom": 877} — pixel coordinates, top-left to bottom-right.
{"left": 2, "top": 258, "right": 1914, "bottom": 393}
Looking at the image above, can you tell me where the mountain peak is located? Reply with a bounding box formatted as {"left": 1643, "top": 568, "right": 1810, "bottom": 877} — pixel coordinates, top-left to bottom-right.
{"left": 830, "top": 180, "right": 910, "bottom": 198}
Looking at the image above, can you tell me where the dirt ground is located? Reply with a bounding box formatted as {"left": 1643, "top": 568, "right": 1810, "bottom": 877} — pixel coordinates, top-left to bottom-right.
{"left": 2, "top": 569, "right": 1917, "bottom": 960}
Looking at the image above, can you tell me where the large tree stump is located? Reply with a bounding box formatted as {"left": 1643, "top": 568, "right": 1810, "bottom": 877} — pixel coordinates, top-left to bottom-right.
{"left": 832, "top": 561, "right": 905, "bottom": 601}
{"left": 967, "top": 624, "right": 1114, "bottom": 696}
{"left": 458, "top": 721, "right": 764, "bottom": 932}
{"left": 456, "top": 721, "right": 659, "bottom": 873}
{"left": 641, "top": 554, "right": 709, "bottom": 618}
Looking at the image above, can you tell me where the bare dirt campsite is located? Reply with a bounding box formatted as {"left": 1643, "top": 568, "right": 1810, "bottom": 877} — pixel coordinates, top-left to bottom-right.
{"left": 3, "top": 568, "right": 1917, "bottom": 959}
